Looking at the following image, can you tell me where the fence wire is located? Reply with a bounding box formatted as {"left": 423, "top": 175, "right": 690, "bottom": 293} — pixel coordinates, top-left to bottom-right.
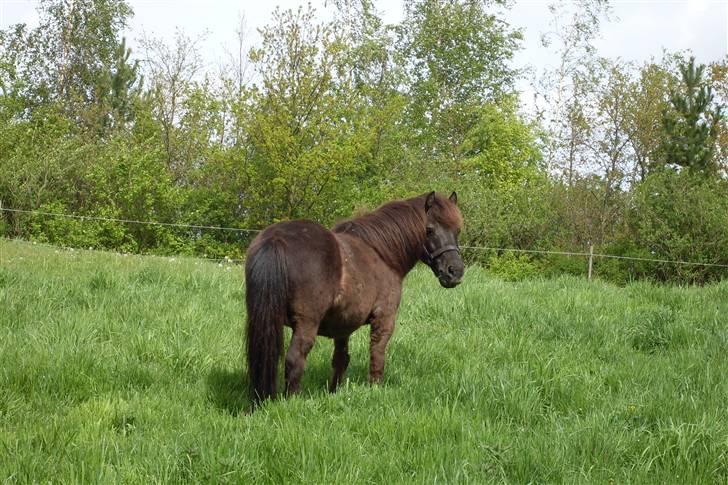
{"left": 1, "top": 237, "right": 247, "bottom": 264}
{"left": 0, "top": 207, "right": 260, "bottom": 234}
{"left": 459, "top": 246, "right": 728, "bottom": 269}
{"left": 2, "top": 206, "right": 728, "bottom": 269}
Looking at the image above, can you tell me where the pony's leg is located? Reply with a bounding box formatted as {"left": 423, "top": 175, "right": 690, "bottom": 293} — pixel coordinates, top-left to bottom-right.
{"left": 369, "top": 315, "right": 395, "bottom": 384}
{"left": 329, "top": 337, "right": 350, "bottom": 393}
{"left": 284, "top": 322, "right": 317, "bottom": 396}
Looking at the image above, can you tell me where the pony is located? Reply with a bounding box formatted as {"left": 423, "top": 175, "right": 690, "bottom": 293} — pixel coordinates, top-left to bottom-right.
{"left": 245, "top": 191, "right": 464, "bottom": 402}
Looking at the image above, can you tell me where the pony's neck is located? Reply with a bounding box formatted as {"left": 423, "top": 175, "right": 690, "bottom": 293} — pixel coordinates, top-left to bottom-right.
{"left": 334, "top": 197, "right": 427, "bottom": 277}
{"left": 396, "top": 197, "right": 428, "bottom": 275}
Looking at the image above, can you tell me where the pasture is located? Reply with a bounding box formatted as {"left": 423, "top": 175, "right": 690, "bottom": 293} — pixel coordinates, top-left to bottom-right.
{"left": 1, "top": 239, "right": 727, "bottom": 483}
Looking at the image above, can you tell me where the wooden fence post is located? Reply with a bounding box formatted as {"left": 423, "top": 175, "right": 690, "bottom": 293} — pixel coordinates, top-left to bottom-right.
{"left": 588, "top": 244, "right": 594, "bottom": 281}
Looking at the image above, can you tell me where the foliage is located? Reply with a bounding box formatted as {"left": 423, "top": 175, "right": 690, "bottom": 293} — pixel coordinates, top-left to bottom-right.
{"left": 627, "top": 170, "right": 728, "bottom": 284}
{"left": 660, "top": 57, "right": 723, "bottom": 175}
{"left": 534, "top": 0, "right": 611, "bottom": 180}
{"left": 245, "top": 6, "right": 372, "bottom": 224}
{"left": 0, "top": 0, "right": 726, "bottom": 284}
{"left": 485, "top": 252, "right": 539, "bottom": 281}
{"left": 4, "top": 0, "right": 136, "bottom": 134}
{"left": 709, "top": 58, "right": 728, "bottom": 173}
{"left": 590, "top": 241, "right": 655, "bottom": 285}
{"left": 461, "top": 175, "right": 559, "bottom": 252}
{"left": 460, "top": 97, "right": 542, "bottom": 187}
{"left": 662, "top": 57, "right": 722, "bottom": 176}
{"left": 398, "top": 0, "right": 522, "bottom": 160}
{"left": 624, "top": 59, "right": 675, "bottom": 181}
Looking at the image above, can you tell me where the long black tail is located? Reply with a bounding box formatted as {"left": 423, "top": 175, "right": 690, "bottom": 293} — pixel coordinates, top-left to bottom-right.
{"left": 245, "top": 240, "right": 287, "bottom": 403}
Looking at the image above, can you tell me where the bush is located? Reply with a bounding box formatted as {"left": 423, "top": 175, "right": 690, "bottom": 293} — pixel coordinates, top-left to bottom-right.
{"left": 539, "top": 253, "right": 587, "bottom": 279}
{"left": 592, "top": 242, "right": 656, "bottom": 285}
{"left": 460, "top": 174, "right": 561, "bottom": 256}
{"left": 485, "top": 252, "right": 539, "bottom": 281}
{"left": 627, "top": 171, "right": 728, "bottom": 284}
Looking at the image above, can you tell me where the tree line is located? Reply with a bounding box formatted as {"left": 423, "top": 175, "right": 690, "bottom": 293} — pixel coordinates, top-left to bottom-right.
{"left": 0, "top": 0, "right": 726, "bottom": 284}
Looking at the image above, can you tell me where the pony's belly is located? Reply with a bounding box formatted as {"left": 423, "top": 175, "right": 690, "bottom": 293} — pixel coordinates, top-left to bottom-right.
{"left": 318, "top": 305, "right": 370, "bottom": 338}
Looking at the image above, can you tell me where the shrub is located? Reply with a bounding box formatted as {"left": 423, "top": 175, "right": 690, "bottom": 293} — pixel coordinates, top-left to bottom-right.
{"left": 485, "top": 252, "right": 539, "bottom": 281}
{"left": 627, "top": 171, "right": 728, "bottom": 284}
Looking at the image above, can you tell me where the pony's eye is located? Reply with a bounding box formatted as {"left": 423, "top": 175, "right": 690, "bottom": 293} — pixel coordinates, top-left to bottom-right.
{"left": 426, "top": 227, "right": 434, "bottom": 236}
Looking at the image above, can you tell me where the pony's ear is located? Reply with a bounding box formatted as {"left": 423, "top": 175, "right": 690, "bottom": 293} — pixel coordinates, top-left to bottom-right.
{"left": 425, "top": 191, "right": 436, "bottom": 212}
{"left": 449, "top": 191, "right": 458, "bottom": 205}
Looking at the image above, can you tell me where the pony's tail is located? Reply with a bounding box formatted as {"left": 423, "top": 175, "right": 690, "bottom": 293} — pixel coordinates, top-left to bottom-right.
{"left": 245, "top": 239, "right": 287, "bottom": 404}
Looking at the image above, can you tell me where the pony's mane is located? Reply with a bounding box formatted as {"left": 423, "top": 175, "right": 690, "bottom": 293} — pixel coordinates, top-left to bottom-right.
{"left": 332, "top": 194, "right": 462, "bottom": 275}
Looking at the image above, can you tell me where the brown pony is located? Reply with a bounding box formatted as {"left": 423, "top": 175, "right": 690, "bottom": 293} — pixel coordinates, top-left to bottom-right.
{"left": 245, "top": 191, "right": 464, "bottom": 402}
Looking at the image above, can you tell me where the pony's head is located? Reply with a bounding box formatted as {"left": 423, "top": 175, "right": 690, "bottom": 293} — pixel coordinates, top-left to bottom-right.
{"left": 422, "top": 191, "right": 464, "bottom": 288}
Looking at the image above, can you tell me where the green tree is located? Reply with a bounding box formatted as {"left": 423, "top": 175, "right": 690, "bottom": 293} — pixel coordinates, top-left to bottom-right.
{"left": 140, "top": 30, "right": 205, "bottom": 178}
{"left": 661, "top": 56, "right": 723, "bottom": 175}
{"left": 106, "top": 38, "right": 141, "bottom": 128}
{"left": 628, "top": 170, "right": 728, "bottom": 283}
{"left": 709, "top": 57, "right": 728, "bottom": 173}
{"left": 534, "top": 0, "right": 611, "bottom": 182}
{"left": 459, "top": 97, "right": 542, "bottom": 188}
{"left": 623, "top": 59, "right": 675, "bottom": 181}
{"left": 245, "top": 5, "right": 385, "bottom": 224}
{"left": 398, "top": 0, "right": 522, "bottom": 160}
{"left": 12, "top": 0, "right": 134, "bottom": 129}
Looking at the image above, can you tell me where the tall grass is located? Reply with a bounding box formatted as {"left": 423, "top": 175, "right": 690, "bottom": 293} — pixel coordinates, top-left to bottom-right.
{"left": 1, "top": 239, "right": 727, "bottom": 483}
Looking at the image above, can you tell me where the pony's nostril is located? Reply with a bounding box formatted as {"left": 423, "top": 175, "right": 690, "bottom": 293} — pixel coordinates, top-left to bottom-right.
{"left": 447, "top": 265, "right": 464, "bottom": 280}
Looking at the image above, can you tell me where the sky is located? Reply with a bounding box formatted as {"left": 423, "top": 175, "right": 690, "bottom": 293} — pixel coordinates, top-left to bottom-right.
{"left": 1, "top": 0, "right": 726, "bottom": 90}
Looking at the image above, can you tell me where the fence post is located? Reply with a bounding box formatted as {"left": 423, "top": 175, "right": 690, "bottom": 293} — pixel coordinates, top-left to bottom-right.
{"left": 588, "top": 244, "right": 594, "bottom": 281}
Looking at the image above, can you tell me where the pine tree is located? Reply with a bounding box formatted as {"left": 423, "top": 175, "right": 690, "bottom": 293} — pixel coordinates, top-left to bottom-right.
{"left": 660, "top": 56, "right": 723, "bottom": 175}
{"left": 107, "top": 37, "right": 141, "bottom": 127}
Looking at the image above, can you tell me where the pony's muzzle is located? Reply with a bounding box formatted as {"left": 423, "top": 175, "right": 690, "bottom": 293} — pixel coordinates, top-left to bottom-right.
{"left": 438, "top": 260, "right": 464, "bottom": 288}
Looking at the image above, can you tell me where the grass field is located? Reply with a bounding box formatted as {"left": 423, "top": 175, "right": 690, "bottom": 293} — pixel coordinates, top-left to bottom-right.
{"left": 1, "top": 239, "right": 727, "bottom": 483}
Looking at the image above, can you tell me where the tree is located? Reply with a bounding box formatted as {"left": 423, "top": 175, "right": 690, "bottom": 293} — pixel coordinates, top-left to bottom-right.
{"left": 106, "top": 38, "right": 141, "bottom": 128}
{"left": 623, "top": 59, "right": 674, "bottom": 181}
{"left": 398, "top": 0, "right": 522, "bottom": 161}
{"left": 709, "top": 58, "right": 728, "bottom": 174}
{"left": 221, "top": 13, "right": 253, "bottom": 97}
{"left": 660, "top": 56, "right": 723, "bottom": 175}
{"left": 33, "top": 1, "right": 132, "bottom": 116}
{"left": 628, "top": 170, "right": 728, "bottom": 284}
{"left": 245, "top": 5, "right": 375, "bottom": 224}
{"left": 533, "top": 0, "right": 611, "bottom": 183}
{"left": 459, "top": 96, "right": 542, "bottom": 189}
{"left": 0, "top": 0, "right": 138, "bottom": 136}
{"left": 587, "top": 59, "right": 632, "bottom": 244}
{"left": 139, "top": 29, "right": 205, "bottom": 178}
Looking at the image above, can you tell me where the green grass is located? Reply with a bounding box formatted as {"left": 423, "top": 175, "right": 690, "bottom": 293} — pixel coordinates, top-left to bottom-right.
{"left": 1, "top": 239, "right": 728, "bottom": 484}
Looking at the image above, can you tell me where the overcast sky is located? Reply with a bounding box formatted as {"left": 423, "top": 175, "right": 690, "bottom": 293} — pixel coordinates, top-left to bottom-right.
{"left": 2, "top": 0, "right": 726, "bottom": 87}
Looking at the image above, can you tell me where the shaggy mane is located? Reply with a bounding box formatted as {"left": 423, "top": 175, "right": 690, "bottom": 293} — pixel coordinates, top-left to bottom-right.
{"left": 333, "top": 193, "right": 462, "bottom": 275}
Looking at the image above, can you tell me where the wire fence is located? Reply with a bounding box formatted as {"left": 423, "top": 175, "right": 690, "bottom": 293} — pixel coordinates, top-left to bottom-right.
{"left": 0, "top": 207, "right": 261, "bottom": 234}
{"left": 459, "top": 246, "right": 728, "bottom": 269}
{"left": 3, "top": 206, "right": 728, "bottom": 273}
{"left": 2, "top": 237, "right": 247, "bottom": 264}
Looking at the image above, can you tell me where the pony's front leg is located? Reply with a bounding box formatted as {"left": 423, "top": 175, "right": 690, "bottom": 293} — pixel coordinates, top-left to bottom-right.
{"left": 285, "top": 324, "right": 317, "bottom": 396}
{"left": 369, "top": 315, "right": 395, "bottom": 384}
{"left": 329, "top": 337, "right": 350, "bottom": 392}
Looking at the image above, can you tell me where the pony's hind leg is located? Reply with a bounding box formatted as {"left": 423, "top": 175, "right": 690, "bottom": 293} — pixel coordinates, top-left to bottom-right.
{"left": 284, "top": 321, "right": 317, "bottom": 396}
{"left": 329, "top": 337, "right": 350, "bottom": 393}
